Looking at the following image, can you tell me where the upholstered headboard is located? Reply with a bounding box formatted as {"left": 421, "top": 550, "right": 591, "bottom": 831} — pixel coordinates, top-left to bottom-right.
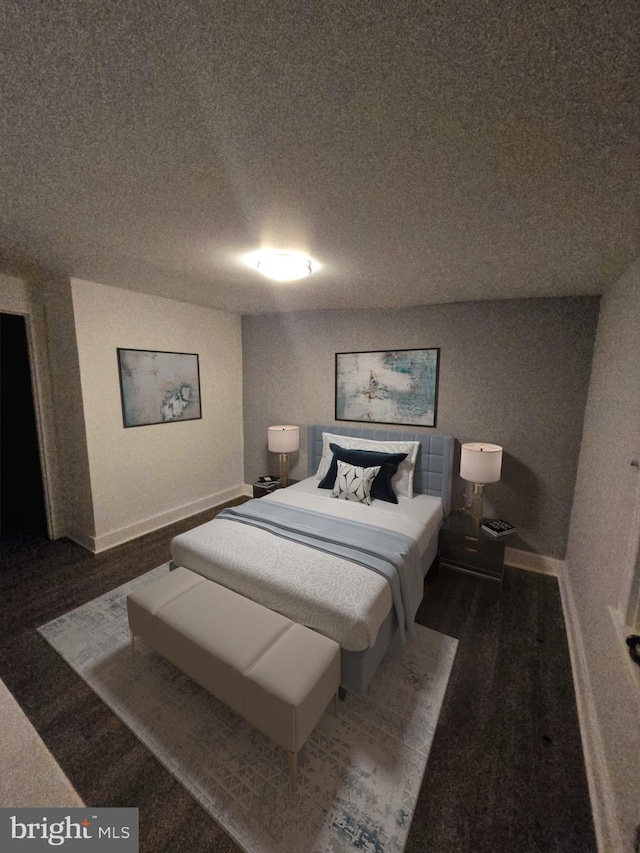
{"left": 307, "top": 424, "right": 454, "bottom": 516}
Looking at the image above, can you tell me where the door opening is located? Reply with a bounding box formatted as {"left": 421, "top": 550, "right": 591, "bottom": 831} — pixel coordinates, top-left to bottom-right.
{"left": 0, "top": 312, "right": 48, "bottom": 541}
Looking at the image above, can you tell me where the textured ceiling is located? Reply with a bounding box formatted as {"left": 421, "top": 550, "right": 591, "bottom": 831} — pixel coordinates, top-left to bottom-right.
{"left": 1, "top": 0, "right": 639, "bottom": 314}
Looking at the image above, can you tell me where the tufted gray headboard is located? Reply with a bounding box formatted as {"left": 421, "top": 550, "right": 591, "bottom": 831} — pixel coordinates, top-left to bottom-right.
{"left": 307, "top": 424, "right": 454, "bottom": 516}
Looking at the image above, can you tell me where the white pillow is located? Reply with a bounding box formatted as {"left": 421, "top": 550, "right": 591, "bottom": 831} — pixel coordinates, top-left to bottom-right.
{"left": 331, "top": 461, "right": 380, "bottom": 505}
{"left": 315, "top": 432, "right": 420, "bottom": 498}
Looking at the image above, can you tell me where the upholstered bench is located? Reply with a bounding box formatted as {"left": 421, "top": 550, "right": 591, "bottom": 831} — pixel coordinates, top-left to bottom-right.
{"left": 126, "top": 567, "right": 341, "bottom": 791}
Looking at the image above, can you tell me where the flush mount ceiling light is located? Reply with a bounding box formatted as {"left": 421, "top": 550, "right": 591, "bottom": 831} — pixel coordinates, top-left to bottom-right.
{"left": 244, "top": 249, "right": 317, "bottom": 282}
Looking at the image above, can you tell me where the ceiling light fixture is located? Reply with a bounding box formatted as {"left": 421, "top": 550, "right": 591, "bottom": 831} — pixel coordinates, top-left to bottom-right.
{"left": 244, "top": 249, "right": 317, "bottom": 282}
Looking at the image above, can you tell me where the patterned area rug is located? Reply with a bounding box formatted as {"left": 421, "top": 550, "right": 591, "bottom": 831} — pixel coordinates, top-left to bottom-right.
{"left": 39, "top": 565, "right": 457, "bottom": 853}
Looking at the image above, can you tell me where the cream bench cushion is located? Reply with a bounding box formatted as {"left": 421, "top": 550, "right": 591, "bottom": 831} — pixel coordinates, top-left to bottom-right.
{"left": 127, "top": 567, "right": 340, "bottom": 790}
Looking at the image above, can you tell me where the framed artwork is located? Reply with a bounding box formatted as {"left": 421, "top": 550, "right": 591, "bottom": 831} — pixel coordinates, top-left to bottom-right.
{"left": 117, "top": 348, "right": 202, "bottom": 428}
{"left": 335, "top": 348, "right": 440, "bottom": 428}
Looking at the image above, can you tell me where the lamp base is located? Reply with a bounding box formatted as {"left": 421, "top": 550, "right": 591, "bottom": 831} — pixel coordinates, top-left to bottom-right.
{"left": 470, "top": 482, "right": 485, "bottom": 524}
{"left": 279, "top": 453, "right": 289, "bottom": 488}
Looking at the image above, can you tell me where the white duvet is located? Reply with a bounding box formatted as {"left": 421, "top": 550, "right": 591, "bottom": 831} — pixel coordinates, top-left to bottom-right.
{"left": 170, "top": 478, "right": 443, "bottom": 652}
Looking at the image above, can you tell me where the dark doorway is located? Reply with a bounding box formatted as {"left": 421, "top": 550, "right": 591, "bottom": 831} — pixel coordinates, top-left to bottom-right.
{"left": 0, "top": 312, "right": 48, "bottom": 541}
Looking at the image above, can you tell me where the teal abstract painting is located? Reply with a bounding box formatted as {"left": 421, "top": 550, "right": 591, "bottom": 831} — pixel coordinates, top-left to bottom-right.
{"left": 117, "top": 348, "right": 202, "bottom": 428}
{"left": 335, "top": 348, "right": 440, "bottom": 427}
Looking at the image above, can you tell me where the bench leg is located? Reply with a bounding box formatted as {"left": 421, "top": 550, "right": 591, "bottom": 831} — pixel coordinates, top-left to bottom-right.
{"left": 288, "top": 751, "right": 297, "bottom": 792}
{"left": 130, "top": 632, "right": 135, "bottom": 658}
{"left": 333, "top": 691, "right": 339, "bottom": 717}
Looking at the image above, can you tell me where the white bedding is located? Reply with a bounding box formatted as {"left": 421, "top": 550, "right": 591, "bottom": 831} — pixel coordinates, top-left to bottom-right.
{"left": 170, "top": 478, "right": 443, "bottom": 652}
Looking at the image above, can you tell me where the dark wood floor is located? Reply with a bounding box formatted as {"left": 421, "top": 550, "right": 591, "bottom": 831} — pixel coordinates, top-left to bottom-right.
{"left": 0, "top": 506, "right": 596, "bottom": 853}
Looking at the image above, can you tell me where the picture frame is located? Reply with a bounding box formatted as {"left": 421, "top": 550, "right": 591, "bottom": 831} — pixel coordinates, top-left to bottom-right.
{"left": 117, "top": 348, "right": 202, "bottom": 428}
{"left": 335, "top": 348, "right": 440, "bottom": 428}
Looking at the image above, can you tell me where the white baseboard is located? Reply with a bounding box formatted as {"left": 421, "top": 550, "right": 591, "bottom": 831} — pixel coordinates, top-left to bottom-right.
{"left": 505, "top": 546, "right": 565, "bottom": 577}
{"left": 241, "top": 483, "right": 254, "bottom": 497}
{"left": 75, "top": 510, "right": 563, "bottom": 572}
{"left": 66, "top": 527, "right": 95, "bottom": 553}
{"left": 557, "top": 571, "right": 622, "bottom": 853}
{"left": 78, "top": 486, "right": 248, "bottom": 554}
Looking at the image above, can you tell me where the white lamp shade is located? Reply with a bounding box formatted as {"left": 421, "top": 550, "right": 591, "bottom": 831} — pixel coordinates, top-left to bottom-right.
{"left": 268, "top": 425, "right": 300, "bottom": 453}
{"left": 460, "top": 442, "right": 503, "bottom": 483}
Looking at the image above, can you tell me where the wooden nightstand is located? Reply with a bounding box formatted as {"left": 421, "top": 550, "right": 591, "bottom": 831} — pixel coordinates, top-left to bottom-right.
{"left": 439, "top": 513, "right": 505, "bottom": 583}
{"left": 252, "top": 479, "right": 299, "bottom": 498}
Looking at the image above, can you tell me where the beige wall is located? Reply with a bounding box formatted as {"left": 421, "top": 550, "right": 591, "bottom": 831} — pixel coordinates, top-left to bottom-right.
{"left": 242, "top": 297, "right": 599, "bottom": 560}
{"left": 70, "top": 279, "right": 244, "bottom": 551}
{"left": 564, "top": 260, "right": 640, "bottom": 851}
{"left": 38, "top": 277, "right": 95, "bottom": 542}
{"left": 0, "top": 273, "right": 31, "bottom": 314}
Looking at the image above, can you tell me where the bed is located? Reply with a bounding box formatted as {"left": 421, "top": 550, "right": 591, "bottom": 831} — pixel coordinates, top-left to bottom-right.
{"left": 170, "top": 424, "right": 454, "bottom": 695}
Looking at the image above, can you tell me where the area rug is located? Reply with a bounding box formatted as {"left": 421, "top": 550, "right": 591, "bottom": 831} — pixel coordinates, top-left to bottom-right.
{"left": 38, "top": 565, "right": 457, "bottom": 853}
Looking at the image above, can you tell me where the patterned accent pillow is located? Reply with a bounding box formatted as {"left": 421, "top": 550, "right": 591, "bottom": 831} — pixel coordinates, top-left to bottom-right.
{"left": 331, "top": 461, "right": 381, "bottom": 505}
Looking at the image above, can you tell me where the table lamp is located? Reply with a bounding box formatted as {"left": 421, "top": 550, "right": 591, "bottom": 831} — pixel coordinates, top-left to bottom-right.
{"left": 460, "top": 442, "right": 503, "bottom": 523}
{"left": 267, "top": 425, "right": 300, "bottom": 487}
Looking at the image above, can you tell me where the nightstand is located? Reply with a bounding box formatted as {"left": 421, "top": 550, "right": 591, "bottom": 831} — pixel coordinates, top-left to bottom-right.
{"left": 439, "top": 513, "right": 505, "bottom": 583}
{"left": 252, "top": 479, "right": 299, "bottom": 498}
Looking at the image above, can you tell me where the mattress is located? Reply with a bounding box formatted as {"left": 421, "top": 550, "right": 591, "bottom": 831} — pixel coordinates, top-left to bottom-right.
{"left": 170, "top": 477, "right": 443, "bottom": 652}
